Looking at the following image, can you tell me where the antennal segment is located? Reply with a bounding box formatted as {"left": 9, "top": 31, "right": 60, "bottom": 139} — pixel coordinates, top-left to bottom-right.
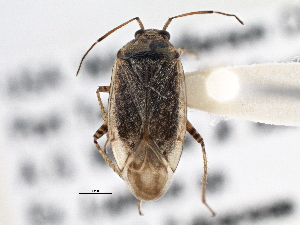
{"left": 162, "top": 11, "right": 243, "bottom": 31}
{"left": 76, "top": 17, "right": 144, "bottom": 76}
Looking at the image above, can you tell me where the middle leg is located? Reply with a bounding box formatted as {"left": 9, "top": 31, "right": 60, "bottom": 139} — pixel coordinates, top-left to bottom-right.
{"left": 93, "top": 123, "right": 122, "bottom": 178}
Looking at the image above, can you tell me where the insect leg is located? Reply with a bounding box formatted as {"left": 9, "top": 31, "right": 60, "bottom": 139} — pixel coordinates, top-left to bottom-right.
{"left": 177, "top": 47, "right": 185, "bottom": 56}
{"left": 186, "top": 120, "right": 216, "bottom": 217}
{"left": 177, "top": 48, "right": 198, "bottom": 58}
{"left": 137, "top": 200, "right": 143, "bottom": 216}
{"left": 96, "top": 86, "right": 110, "bottom": 123}
{"left": 93, "top": 123, "right": 123, "bottom": 178}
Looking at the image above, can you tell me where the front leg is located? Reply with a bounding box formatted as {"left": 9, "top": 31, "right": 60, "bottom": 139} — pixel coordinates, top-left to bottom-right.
{"left": 96, "top": 86, "right": 110, "bottom": 123}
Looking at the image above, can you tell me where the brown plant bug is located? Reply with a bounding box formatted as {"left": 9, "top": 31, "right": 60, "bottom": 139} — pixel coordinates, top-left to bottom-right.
{"left": 76, "top": 11, "right": 243, "bottom": 216}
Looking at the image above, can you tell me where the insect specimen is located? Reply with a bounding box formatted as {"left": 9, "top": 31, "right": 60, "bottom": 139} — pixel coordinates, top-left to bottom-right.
{"left": 77, "top": 10, "right": 243, "bottom": 216}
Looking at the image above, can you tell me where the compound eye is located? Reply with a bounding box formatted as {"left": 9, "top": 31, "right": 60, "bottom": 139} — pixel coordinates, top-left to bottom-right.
{"left": 135, "top": 29, "right": 145, "bottom": 38}
{"left": 158, "top": 30, "right": 170, "bottom": 40}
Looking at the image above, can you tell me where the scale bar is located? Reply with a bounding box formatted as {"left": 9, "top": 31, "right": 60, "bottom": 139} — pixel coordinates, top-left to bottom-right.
{"left": 79, "top": 193, "right": 112, "bottom": 194}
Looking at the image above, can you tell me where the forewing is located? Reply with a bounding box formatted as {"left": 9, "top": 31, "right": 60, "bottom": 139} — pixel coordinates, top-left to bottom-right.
{"left": 108, "top": 57, "right": 186, "bottom": 172}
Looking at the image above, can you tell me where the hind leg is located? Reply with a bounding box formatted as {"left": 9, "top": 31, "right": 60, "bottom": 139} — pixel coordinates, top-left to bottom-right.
{"left": 186, "top": 120, "right": 215, "bottom": 216}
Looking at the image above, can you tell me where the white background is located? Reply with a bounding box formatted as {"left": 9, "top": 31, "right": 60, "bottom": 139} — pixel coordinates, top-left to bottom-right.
{"left": 1, "top": 0, "right": 300, "bottom": 224}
